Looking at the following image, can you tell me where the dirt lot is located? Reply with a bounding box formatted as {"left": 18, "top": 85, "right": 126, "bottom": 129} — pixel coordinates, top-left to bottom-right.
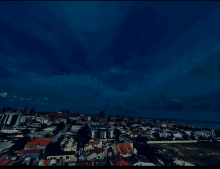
{"left": 150, "top": 142, "right": 220, "bottom": 166}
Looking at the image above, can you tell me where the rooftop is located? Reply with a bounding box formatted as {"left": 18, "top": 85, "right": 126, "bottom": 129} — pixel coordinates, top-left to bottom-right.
{"left": 25, "top": 138, "right": 53, "bottom": 147}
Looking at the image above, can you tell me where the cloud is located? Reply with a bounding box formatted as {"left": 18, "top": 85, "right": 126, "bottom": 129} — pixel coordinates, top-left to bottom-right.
{"left": 115, "top": 87, "right": 126, "bottom": 92}
{"left": 172, "top": 99, "right": 182, "bottom": 103}
{"left": 0, "top": 92, "right": 8, "bottom": 97}
{"left": 110, "top": 67, "right": 121, "bottom": 75}
{"left": 192, "top": 104, "right": 209, "bottom": 110}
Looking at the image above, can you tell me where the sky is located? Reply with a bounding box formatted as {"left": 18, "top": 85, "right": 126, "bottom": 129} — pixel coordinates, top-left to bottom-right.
{"left": 1, "top": 2, "right": 220, "bottom": 121}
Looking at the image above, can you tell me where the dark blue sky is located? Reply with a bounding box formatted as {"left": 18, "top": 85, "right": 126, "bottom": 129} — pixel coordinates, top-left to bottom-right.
{"left": 1, "top": 2, "right": 220, "bottom": 121}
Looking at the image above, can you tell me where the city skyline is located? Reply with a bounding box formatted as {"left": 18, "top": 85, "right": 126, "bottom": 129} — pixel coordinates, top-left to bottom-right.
{"left": 1, "top": 2, "right": 220, "bottom": 121}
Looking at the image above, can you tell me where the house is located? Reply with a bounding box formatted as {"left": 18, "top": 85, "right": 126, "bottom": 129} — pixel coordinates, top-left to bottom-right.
{"left": 133, "top": 162, "right": 156, "bottom": 166}
{"left": 60, "top": 138, "right": 77, "bottom": 152}
{"left": 24, "top": 138, "right": 53, "bottom": 154}
{"left": 173, "top": 159, "right": 195, "bottom": 166}
{"left": 46, "top": 154, "right": 76, "bottom": 163}
{"left": 172, "top": 132, "right": 182, "bottom": 139}
{"left": 110, "top": 153, "right": 131, "bottom": 166}
{"left": 43, "top": 126, "right": 57, "bottom": 132}
{"left": 41, "top": 159, "right": 65, "bottom": 166}
{"left": 114, "top": 143, "right": 135, "bottom": 157}
{"left": 76, "top": 160, "right": 94, "bottom": 166}
{"left": 14, "top": 149, "right": 42, "bottom": 158}
{"left": 70, "top": 125, "right": 83, "bottom": 133}
{"left": 29, "top": 123, "right": 42, "bottom": 128}
{"left": 84, "top": 140, "right": 102, "bottom": 152}
{"left": 85, "top": 147, "right": 107, "bottom": 160}
{"left": 27, "top": 131, "right": 51, "bottom": 139}
{"left": 184, "top": 131, "right": 192, "bottom": 136}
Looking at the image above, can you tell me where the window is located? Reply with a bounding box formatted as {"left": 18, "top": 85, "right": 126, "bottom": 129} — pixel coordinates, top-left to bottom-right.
{"left": 60, "top": 157, "right": 63, "bottom": 159}
{"left": 66, "top": 156, "right": 69, "bottom": 159}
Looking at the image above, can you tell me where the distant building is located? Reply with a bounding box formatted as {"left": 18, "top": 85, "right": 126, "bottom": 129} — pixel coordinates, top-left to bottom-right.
{"left": 57, "top": 112, "right": 62, "bottom": 117}
{"left": 99, "top": 111, "right": 105, "bottom": 117}
{"left": 0, "top": 141, "right": 14, "bottom": 156}
{"left": 71, "top": 125, "right": 83, "bottom": 133}
{"left": 1, "top": 110, "right": 23, "bottom": 129}
{"left": 85, "top": 116, "right": 91, "bottom": 122}
{"left": 91, "top": 125, "right": 114, "bottom": 139}
{"left": 1, "top": 107, "right": 13, "bottom": 113}
{"left": 24, "top": 138, "right": 53, "bottom": 155}
{"left": 60, "top": 109, "right": 70, "bottom": 117}
{"left": 24, "top": 107, "right": 35, "bottom": 115}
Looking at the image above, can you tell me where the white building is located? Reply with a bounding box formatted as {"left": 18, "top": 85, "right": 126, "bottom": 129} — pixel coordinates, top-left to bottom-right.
{"left": 71, "top": 125, "right": 83, "bottom": 133}
{"left": 133, "top": 162, "right": 156, "bottom": 166}
{"left": 20, "top": 116, "right": 27, "bottom": 123}
{"left": 91, "top": 126, "right": 114, "bottom": 139}
{"left": 1, "top": 110, "right": 23, "bottom": 129}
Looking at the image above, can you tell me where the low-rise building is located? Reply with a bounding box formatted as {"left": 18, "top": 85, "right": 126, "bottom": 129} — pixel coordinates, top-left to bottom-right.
{"left": 70, "top": 125, "right": 83, "bottom": 133}
{"left": 0, "top": 141, "right": 14, "bottom": 156}
{"left": 27, "top": 131, "right": 51, "bottom": 139}
{"left": 114, "top": 143, "right": 135, "bottom": 157}
{"left": 24, "top": 138, "right": 53, "bottom": 154}
{"left": 133, "top": 162, "right": 156, "bottom": 166}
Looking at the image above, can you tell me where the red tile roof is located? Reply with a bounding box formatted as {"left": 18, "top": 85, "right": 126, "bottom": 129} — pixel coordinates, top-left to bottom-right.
{"left": 94, "top": 147, "right": 105, "bottom": 155}
{"left": 76, "top": 161, "right": 93, "bottom": 166}
{"left": 0, "top": 159, "right": 10, "bottom": 166}
{"left": 111, "top": 153, "right": 131, "bottom": 166}
{"left": 44, "top": 160, "right": 50, "bottom": 166}
{"left": 5, "top": 160, "right": 18, "bottom": 166}
{"left": 25, "top": 138, "right": 53, "bottom": 147}
{"left": 57, "top": 113, "right": 62, "bottom": 117}
{"left": 85, "top": 151, "right": 96, "bottom": 157}
{"left": 114, "top": 143, "right": 133, "bottom": 154}
{"left": 15, "top": 149, "right": 42, "bottom": 154}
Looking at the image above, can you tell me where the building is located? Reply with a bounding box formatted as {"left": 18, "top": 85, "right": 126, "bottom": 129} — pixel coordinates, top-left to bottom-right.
{"left": 1, "top": 110, "right": 23, "bottom": 129}
{"left": 57, "top": 112, "right": 62, "bottom": 117}
{"left": 0, "top": 141, "right": 14, "bottom": 156}
{"left": 1, "top": 107, "right": 13, "bottom": 113}
{"left": 60, "top": 109, "right": 70, "bottom": 118}
{"left": 110, "top": 153, "right": 131, "bottom": 166}
{"left": 24, "top": 138, "right": 53, "bottom": 154}
{"left": 20, "top": 116, "right": 27, "bottom": 123}
{"left": 85, "top": 147, "right": 107, "bottom": 161}
{"left": 70, "top": 125, "right": 83, "bottom": 133}
{"left": 99, "top": 111, "right": 105, "bottom": 117}
{"left": 39, "top": 159, "right": 65, "bottom": 166}
{"left": 85, "top": 116, "right": 91, "bottom": 122}
{"left": 60, "top": 138, "right": 77, "bottom": 152}
{"left": 91, "top": 126, "right": 114, "bottom": 139}
{"left": 14, "top": 149, "right": 42, "bottom": 159}
{"left": 24, "top": 107, "right": 35, "bottom": 115}
{"left": 27, "top": 131, "right": 51, "bottom": 139}
{"left": 133, "top": 162, "right": 156, "bottom": 166}
{"left": 114, "top": 143, "right": 135, "bottom": 157}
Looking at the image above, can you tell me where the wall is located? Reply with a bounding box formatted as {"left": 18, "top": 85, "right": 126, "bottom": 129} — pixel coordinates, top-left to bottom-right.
{"left": 47, "top": 155, "right": 75, "bottom": 162}
{"left": 146, "top": 140, "right": 197, "bottom": 144}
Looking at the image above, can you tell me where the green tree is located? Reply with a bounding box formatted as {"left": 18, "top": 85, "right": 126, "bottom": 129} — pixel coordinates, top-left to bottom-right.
{"left": 75, "top": 125, "right": 91, "bottom": 149}
{"left": 21, "top": 129, "right": 31, "bottom": 136}
{"left": 113, "top": 129, "right": 121, "bottom": 141}
{"left": 10, "top": 136, "right": 31, "bottom": 150}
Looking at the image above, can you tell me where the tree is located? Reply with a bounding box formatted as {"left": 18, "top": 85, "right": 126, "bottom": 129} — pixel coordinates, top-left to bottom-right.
{"left": 75, "top": 125, "right": 91, "bottom": 149}
{"left": 153, "top": 132, "right": 160, "bottom": 139}
{"left": 21, "top": 129, "right": 31, "bottom": 136}
{"left": 10, "top": 136, "right": 31, "bottom": 150}
{"left": 113, "top": 129, "right": 121, "bottom": 141}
